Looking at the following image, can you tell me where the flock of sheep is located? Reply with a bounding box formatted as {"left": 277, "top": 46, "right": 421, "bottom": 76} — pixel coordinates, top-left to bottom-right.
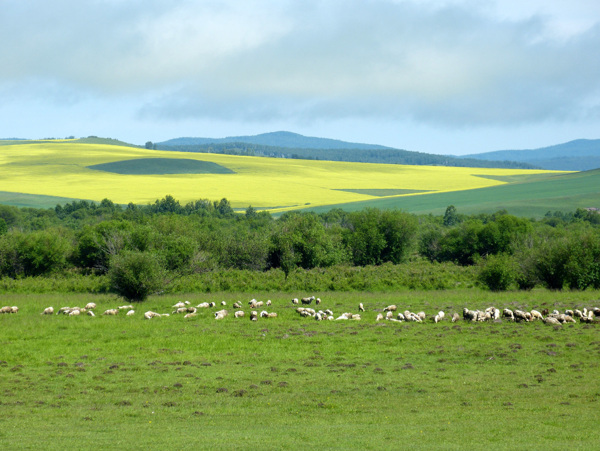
{"left": 1, "top": 297, "right": 599, "bottom": 326}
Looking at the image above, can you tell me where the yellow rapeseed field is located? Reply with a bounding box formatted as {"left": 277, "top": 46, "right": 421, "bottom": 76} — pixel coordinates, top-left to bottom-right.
{"left": 0, "top": 141, "right": 565, "bottom": 211}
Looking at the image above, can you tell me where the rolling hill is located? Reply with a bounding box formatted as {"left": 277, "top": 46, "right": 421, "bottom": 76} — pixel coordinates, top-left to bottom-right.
{"left": 300, "top": 169, "right": 600, "bottom": 218}
{"left": 460, "top": 139, "right": 600, "bottom": 171}
{"left": 157, "top": 132, "right": 535, "bottom": 170}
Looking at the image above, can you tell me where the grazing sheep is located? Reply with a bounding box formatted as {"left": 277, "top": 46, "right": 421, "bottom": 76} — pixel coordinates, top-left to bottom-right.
{"left": 315, "top": 312, "right": 324, "bottom": 321}
{"left": 173, "top": 307, "right": 188, "bottom": 315}
{"left": 260, "top": 310, "right": 269, "bottom": 318}
{"left": 451, "top": 312, "right": 460, "bottom": 322}
{"left": 376, "top": 313, "right": 384, "bottom": 321}
{"left": 221, "top": 301, "right": 227, "bottom": 306}
{"left": 69, "top": 309, "right": 81, "bottom": 316}
{"left": 530, "top": 310, "right": 543, "bottom": 321}
{"left": 541, "top": 308, "right": 549, "bottom": 316}
{"left": 437, "top": 311, "right": 445, "bottom": 320}
{"left": 268, "top": 312, "right": 278, "bottom": 318}
{"left": 266, "top": 300, "right": 272, "bottom": 306}
{"left": 173, "top": 302, "right": 185, "bottom": 309}
{"left": 87, "top": 311, "right": 95, "bottom": 317}
{"left": 291, "top": 298, "right": 299, "bottom": 305}
{"left": 85, "top": 302, "right": 96, "bottom": 310}
{"left": 351, "top": 314, "right": 361, "bottom": 320}
{"left": 118, "top": 305, "right": 134, "bottom": 310}
{"left": 316, "top": 298, "right": 321, "bottom": 305}
{"left": 42, "top": 307, "right": 54, "bottom": 315}
{"left": 463, "top": 308, "right": 477, "bottom": 321}
{"left": 234, "top": 311, "right": 245, "bottom": 318}
{"left": 103, "top": 309, "right": 118, "bottom": 316}
{"left": 544, "top": 317, "right": 561, "bottom": 325}
{"left": 385, "top": 311, "right": 394, "bottom": 320}
{"left": 502, "top": 309, "right": 514, "bottom": 321}
{"left": 514, "top": 310, "right": 529, "bottom": 322}
{"left": 144, "top": 311, "right": 161, "bottom": 320}
{"left": 384, "top": 305, "right": 397, "bottom": 312}
{"left": 301, "top": 296, "right": 314, "bottom": 305}
{"left": 233, "top": 302, "right": 242, "bottom": 309}
{"left": 214, "top": 309, "right": 228, "bottom": 320}
{"left": 359, "top": 303, "right": 365, "bottom": 312}
{"left": 197, "top": 302, "right": 210, "bottom": 308}
{"left": 126, "top": 310, "right": 135, "bottom": 316}
{"left": 434, "top": 314, "right": 442, "bottom": 323}
{"left": 593, "top": 307, "right": 600, "bottom": 317}
{"left": 324, "top": 309, "right": 333, "bottom": 316}
{"left": 565, "top": 309, "right": 574, "bottom": 317}
{"left": 250, "top": 311, "right": 258, "bottom": 321}
{"left": 397, "top": 312, "right": 405, "bottom": 321}
{"left": 417, "top": 311, "right": 426, "bottom": 321}
{"left": 574, "top": 309, "right": 583, "bottom": 318}
{"left": 184, "top": 312, "right": 197, "bottom": 319}
{"left": 208, "top": 302, "right": 216, "bottom": 308}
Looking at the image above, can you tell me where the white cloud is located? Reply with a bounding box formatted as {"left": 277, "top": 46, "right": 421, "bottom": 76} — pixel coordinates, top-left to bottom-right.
{"left": 1, "top": 0, "right": 599, "bottom": 134}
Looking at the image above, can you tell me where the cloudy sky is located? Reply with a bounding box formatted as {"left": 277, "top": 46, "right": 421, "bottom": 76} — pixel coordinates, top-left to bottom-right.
{"left": 1, "top": 0, "right": 599, "bottom": 155}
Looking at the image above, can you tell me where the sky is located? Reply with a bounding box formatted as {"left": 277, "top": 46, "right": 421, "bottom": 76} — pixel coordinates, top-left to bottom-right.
{"left": 1, "top": 0, "right": 599, "bottom": 156}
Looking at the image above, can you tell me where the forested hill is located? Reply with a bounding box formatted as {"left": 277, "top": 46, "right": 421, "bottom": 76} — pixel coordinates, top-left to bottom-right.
{"left": 157, "top": 131, "right": 389, "bottom": 150}
{"left": 461, "top": 139, "right": 600, "bottom": 171}
{"left": 156, "top": 133, "right": 536, "bottom": 169}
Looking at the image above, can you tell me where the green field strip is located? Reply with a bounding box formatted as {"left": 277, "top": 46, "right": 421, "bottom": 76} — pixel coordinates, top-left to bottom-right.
{"left": 334, "top": 188, "right": 432, "bottom": 197}
{"left": 301, "top": 170, "right": 600, "bottom": 217}
{"left": 0, "top": 191, "right": 87, "bottom": 209}
{"left": 88, "top": 158, "right": 236, "bottom": 175}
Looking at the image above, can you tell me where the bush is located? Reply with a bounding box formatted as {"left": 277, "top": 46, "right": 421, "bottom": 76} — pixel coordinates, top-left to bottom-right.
{"left": 478, "top": 254, "right": 516, "bottom": 291}
{"left": 108, "top": 251, "right": 166, "bottom": 301}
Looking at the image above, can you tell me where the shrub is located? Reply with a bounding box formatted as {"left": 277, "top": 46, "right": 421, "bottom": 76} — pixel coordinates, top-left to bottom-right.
{"left": 478, "top": 254, "right": 516, "bottom": 291}
{"left": 108, "top": 251, "right": 166, "bottom": 301}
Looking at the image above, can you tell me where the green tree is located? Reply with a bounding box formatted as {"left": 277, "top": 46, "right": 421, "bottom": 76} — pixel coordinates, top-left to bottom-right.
{"left": 108, "top": 250, "right": 166, "bottom": 301}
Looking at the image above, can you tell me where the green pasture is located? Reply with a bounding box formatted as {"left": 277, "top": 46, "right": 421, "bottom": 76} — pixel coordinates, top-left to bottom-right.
{"left": 1, "top": 289, "right": 599, "bottom": 449}
{"left": 88, "top": 158, "right": 235, "bottom": 175}
{"left": 302, "top": 169, "right": 600, "bottom": 217}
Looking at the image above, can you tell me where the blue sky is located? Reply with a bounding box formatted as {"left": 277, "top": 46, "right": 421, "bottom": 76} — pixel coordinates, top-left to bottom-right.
{"left": 1, "top": 0, "right": 599, "bottom": 155}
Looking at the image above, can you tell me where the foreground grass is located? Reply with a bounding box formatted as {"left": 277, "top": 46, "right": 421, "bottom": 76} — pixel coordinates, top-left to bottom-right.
{"left": 1, "top": 290, "right": 599, "bottom": 449}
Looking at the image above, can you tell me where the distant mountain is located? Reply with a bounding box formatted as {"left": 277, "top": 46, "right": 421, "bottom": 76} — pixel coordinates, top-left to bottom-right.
{"left": 158, "top": 131, "right": 390, "bottom": 150}
{"left": 460, "top": 139, "right": 600, "bottom": 171}
{"left": 157, "top": 131, "right": 536, "bottom": 170}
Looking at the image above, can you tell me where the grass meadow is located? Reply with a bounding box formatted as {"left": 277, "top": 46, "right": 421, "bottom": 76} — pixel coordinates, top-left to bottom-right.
{"left": 0, "top": 141, "right": 563, "bottom": 212}
{"left": 1, "top": 289, "right": 599, "bottom": 449}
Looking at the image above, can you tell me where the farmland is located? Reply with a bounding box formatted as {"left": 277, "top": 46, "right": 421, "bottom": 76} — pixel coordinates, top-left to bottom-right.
{"left": 1, "top": 289, "right": 599, "bottom": 449}
{"left": 0, "top": 140, "right": 565, "bottom": 212}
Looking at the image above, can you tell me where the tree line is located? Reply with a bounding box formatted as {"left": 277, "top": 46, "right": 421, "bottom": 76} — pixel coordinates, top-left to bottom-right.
{"left": 0, "top": 196, "right": 598, "bottom": 300}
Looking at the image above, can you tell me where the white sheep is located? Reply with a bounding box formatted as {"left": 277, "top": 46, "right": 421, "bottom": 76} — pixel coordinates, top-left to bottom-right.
{"left": 69, "top": 309, "right": 81, "bottom": 316}
{"left": 85, "top": 302, "right": 96, "bottom": 310}
{"left": 197, "top": 302, "right": 210, "bottom": 308}
{"left": 233, "top": 302, "right": 242, "bottom": 309}
{"left": 250, "top": 311, "right": 258, "bottom": 321}
{"left": 234, "top": 311, "right": 245, "bottom": 318}
{"left": 87, "top": 310, "right": 95, "bottom": 317}
{"left": 221, "top": 301, "right": 227, "bottom": 306}
{"left": 214, "top": 309, "right": 228, "bottom": 320}
{"left": 173, "top": 302, "right": 185, "bottom": 309}
{"left": 386, "top": 311, "right": 394, "bottom": 320}
{"left": 184, "top": 312, "right": 197, "bottom": 318}
{"left": 376, "top": 313, "right": 384, "bottom": 321}
{"left": 144, "top": 311, "right": 161, "bottom": 320}
{"left": 502, "top": 308, "right": 514, "bottom": 321}
{"left": 126, "top": 310, "right": 135, "bottom": 316}
{"left": 291, "top": 298, "right": 299, "bottom": 305}
{"left": 118, "top": 305, "right": 134, "bottom": 310}
{"left": 103, "top": 309, "right": 118, "bottom": 316}
{"left": 358, "top": 303, "right": 365, "bottom": 312}
{"left": 383, "top": 305, "right": 397, "bottom": 312}
{"left": 451, "top": 312, "right": 460, "bottom": 322}
{"left": 530, "top": 310, "right": 543, "bottom": 321}
{"left": 268, "top": 312, "right": 278, "bottom": 318}
{"left": 266, "top": 300, "right": 272, "bottom": 306}
{"left": 397, "top": 312, "right": 405, "bottom": 321}
{"left": 42, "top": 307, "right": 54, "bottom": 315}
